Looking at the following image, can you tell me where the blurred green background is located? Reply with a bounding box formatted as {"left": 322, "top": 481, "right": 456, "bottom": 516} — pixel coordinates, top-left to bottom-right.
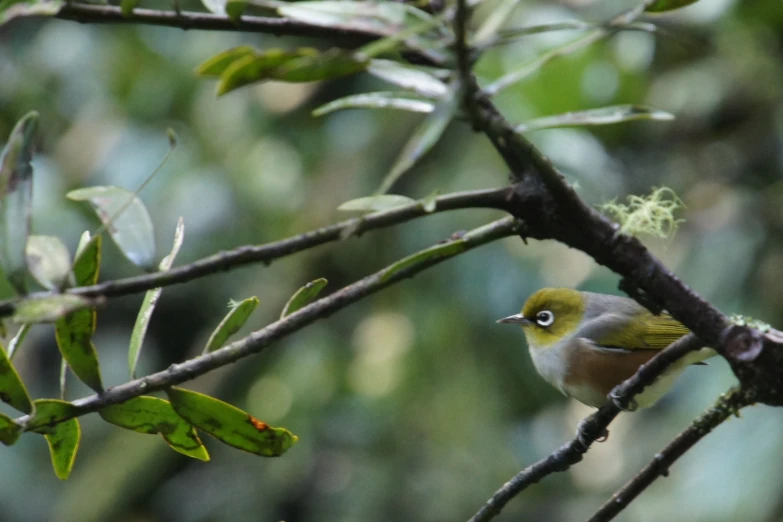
{"left": 1, "top": 0, "right": 783, "bottom": 520}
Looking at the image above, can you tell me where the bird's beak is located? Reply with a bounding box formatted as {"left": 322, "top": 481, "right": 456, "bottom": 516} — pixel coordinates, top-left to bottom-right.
{"left": 496, "top": 313, "right": 531, "bottom": 326}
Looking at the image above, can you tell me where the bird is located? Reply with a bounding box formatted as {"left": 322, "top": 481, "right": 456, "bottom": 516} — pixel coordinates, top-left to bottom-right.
{"left": 497, "top": 288, "right": 714, "bottom": 409}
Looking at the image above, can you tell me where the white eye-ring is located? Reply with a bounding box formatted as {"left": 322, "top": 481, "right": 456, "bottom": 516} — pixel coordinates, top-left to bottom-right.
{"left": 535, "top": 310, "right": 555, "bottom": 327}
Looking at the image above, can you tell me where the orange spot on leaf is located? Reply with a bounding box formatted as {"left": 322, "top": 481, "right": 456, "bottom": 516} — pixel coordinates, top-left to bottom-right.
{"left": 248, "top": 416, "right": 268, "bottom": 431}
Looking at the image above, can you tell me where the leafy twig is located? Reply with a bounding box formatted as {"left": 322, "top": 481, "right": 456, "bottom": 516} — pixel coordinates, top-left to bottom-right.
{"left": 13, "top": 217, "right": 519, "bottom": 431}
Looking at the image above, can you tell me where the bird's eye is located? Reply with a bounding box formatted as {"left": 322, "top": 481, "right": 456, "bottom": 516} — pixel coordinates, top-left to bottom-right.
{"left": 535, "top": 310, "right": 555, "bottom": 327}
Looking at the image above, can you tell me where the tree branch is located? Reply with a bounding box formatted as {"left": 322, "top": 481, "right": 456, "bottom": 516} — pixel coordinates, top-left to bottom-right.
{"left": 585, "top": 387, "right": 754, "bottom": 522}
{"left": 52, "top": 3, "right": 443, "bottom": 65}
{"left": 467, "top": 334, "right": 703, "bottom": 522}
{"left": 0, "top": 188, "right": 511, "bottom": 317}
{"left": 14, "top": 217, "right": 519, "bottom": 430}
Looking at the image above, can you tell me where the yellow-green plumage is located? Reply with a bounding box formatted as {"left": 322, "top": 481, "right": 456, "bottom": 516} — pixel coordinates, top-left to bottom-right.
{"left": 501, "top": 288, "right": 714, "bottom": 408}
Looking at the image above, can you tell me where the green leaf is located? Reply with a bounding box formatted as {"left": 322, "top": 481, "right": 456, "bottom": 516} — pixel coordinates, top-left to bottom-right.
{"left": 645, "top": 0, "right": 700, "bottom": 12}
{"left": 281, "top": 278, "right": 327, "bottom": 318}
{"left": 128, "top": 218, "right": 185, "bottom": 378}
{"left": 196, "top": 46, "right": 256, "bottom": 77}
{"left": 376, "top": 94, "right": 457, "bottom": 194}
{"left": 166, "top": 387, "right": 298, "bottom": 457}
{"left": 0, "top": 111, "right": 38, "bottom": 294}
{"left": 338, "top": 195, "right": 416, "bottom": 212}
{"left": 225, "top": 0, "right": 247, "bottom": 20}
{"left": 277, "top": 1, "right": 408, "bottom": 31}
{"left": 67, "top": 186, "right": 156, "bottom": 271}
{"left": 0, "top": 412, "right": 21, "bottom": 446}
{"left": 72, "top": 233, "right": 101, "bottom": 286}
{"left": 0, "top": 341, "right": 33, "bottom": 413}
{"left": 13, "top": 295, "right": 91, "bottom": 324}
{"left": 27, "top": 398, "right": 77, "bottom": 431}
{"left": 473, "top": 0, "right": 524, "bottom": 44}
{"left": 514, "top": 105, "right": 675, "bottom": 133}
{"left": 39, "top": 416, "right": 81, "bottom": 480}
{"left": 215, "top": 48, "right": 319, "bottom": 95}
{"left": 54, "top": 241, "right": 103, "bottom": 392}
{"left": 203, "top": 297, "right": 259, "bottom": 353}
{"left": 485, "top": 30, "right": 605, "bottom": 96}
{"left": 313, "top": 92, "right": 436, "bottom": 117}
{"left": 271, "top": 49, "right": 368, "bottom": 83}
{"left": 380, "top": 240, "right": 466, "bottom": 282}
{"left": 120, "top": 0, "right": 139, "bottom": 17}
{"left": 25, "top": 235, "right": 71, "bottom": 291}
{"left": 99, "top": 396, "right": 210, "bottom": 461}
{"left": 367, "top": 60, "right": 449, "bottom": 98}
{"left": 0, "top": 0, "right": 63, "bottom": 26}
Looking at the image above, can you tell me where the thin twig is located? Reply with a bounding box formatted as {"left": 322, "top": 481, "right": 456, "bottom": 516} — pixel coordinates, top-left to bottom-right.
{"left": 52, "top": 4, "right": 443, "bottom": 65}
{"left": 0, "top": 188, "right": 511, "bottom": 318}
{"left": 585, "top": 387, "right": 754, "bottom": 522}
{"left": 468, "top": 334, "right": 703, "bottom": 522}
{"left": 14, "top": 217, "right": 519, "bottom": 430}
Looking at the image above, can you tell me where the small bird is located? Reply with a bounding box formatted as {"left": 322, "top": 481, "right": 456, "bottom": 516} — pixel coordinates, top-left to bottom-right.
{"left": 498, "top": 288, "right": 714, "bottom": 408}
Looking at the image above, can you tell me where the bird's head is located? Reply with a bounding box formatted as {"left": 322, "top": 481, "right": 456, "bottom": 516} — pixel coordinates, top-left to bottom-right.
{"left": 497, "top": 288, "right": 586, "bottom": 348}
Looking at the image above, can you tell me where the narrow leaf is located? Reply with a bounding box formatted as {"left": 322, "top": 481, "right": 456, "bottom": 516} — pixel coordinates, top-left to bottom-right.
{"left": 367, "top": 60, "right": 449, "bottom": 98}
{"left": 0, "top": 1, "right": 63, "bottom": 25}
{"left": 0, "top": 111, "right": 38, "bottom": 294}
{"left": 27, "top": 398, "right": 77, "bottom": 431}
{"left": 128, "top": 219, "right": 185, "bottom": 378}
{"left": 166, "top": 387, "right": 298, "bottom": 457}
{"left": 281, "top": 278, "right": 327, "bottom": 318}
{"left": 277, "top": 1, "right": 408, "bottom": 31}
{"left": 203, "top": 297, "right": 259, "bottom": 353}
{"left": 215, "top": 48, "right": 319, "bottom": 95}
{"left": 25, "top": 235, "right": 71, "bottom": 290}
{"left": 485, "top": 30, "right": 605, "bottom": 96}
{"left": 6, "top": 323, "right": 29, "bottom": 359}
{"left": 645, "top": 0, "right": 700, "bottom": 12}
{"left": 514, "top": 105, "right": 675, "bottom": 133}
{"left": 55, "top": 234, "right": 102, "bottom": 391}
{"left": 41, "top": 418, "right": 81, "bottom": 480}
{"left": 100, "top": 396, "right": 209, "bottom": 461}
{"left": 13, "top": 295, "right": 91, "bottom": 324}
{"left": 271, "top": 49, "right": 368, "bottom": 83}
{"left": 196, "top": 46, "right": 256, "bottom": 77}
{"left": 313, "top": 92, "right": 435, "bottom": 117}
{"left": 225, "top": 0, "right": 247, "bottom": 20}
{"left": 0, "top": 341, "right": 33, "bottom": 413}
{"left": 473, "top": 0, "right": 524, "bottom": 44}
{"left": 380, "top": 240, "right": 466, "bottom": 282}
{"left": 67, "top": 186, "right": 156, "bottom": 270}
{"left": 376, "top": 94, "right": 457, "bottom": 194}
{"left": 120, "top": 0, "right": 139, "bottom": 16}
{"left": 338, "top": 195, "right": 416, "bottom": 212}
{"left": 0, "top": 412, "right": 21, "bottom": 446}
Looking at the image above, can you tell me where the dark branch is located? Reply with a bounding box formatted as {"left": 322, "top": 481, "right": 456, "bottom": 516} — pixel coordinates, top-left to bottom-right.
{"left": 467, "top": 334, "right": 703, "bottom": 522}
{"left": 586, "top": 387, "right": 754, "bottom": 522}
{"left": 0, "top": 188, "right": 511, "bottom": 317}
{"left": 52, "top": 4, "right": 443, "bottom": 65}
{"left": 14, "top": 217, "right": 519, "bottom": 430}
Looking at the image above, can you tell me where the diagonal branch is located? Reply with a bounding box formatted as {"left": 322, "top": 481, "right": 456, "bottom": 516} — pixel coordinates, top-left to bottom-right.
{"left": 13, "top": 216, "right": 519, "bottom": 431}
{"left": 585, "top": 387, "right": 754, "bottom": 522}
{"left": 0, "top": 188, "right": 511, "bottom": 317}
{"left": 467, "top": 334, "right": 703, "bottom": 522}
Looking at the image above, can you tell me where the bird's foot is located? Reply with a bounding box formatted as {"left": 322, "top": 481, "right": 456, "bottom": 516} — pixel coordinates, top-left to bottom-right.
{"left": 610, "top": 391, "right": 638, "bottom": 412}
{"left": 576, "top": 417, "right": 609, "bottom": 449}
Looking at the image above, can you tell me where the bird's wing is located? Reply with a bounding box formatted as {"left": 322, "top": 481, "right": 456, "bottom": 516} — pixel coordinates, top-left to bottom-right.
{"left": 576, "top": 311, "right": 690, "bottom": 352}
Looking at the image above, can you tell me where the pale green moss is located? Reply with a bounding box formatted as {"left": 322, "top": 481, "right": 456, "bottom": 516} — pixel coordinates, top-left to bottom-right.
{"left": 599, "top": 187, "right": 685, "bottom": 239}
{"left": 729, "top": 314, "right": 771, "bottom": 333}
